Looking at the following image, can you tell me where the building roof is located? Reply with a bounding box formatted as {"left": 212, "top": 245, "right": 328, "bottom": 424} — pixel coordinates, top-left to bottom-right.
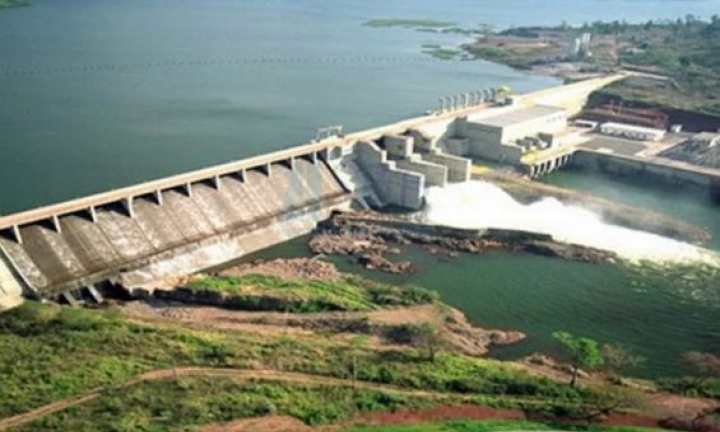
{"left": 477, "top": 105, "right": 567, "bottom": 128}
{"left": 692, "top": 132, "right": 720, "bottom": 142}
{"left": 600, "top": 122, "right": 666, "bottom": 136}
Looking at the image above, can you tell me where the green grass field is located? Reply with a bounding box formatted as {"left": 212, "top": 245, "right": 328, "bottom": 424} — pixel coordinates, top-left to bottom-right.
{"left": 0, "top": 299, "right": 614, "bottom": 430}
{"left": 188, "top": 274, "right": 439, "bottom": 312}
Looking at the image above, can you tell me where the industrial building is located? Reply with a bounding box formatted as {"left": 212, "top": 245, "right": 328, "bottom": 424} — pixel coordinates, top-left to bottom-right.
{"left": 598, "top": 122, "right": 666, "bottom": 142}
{"left": 448, "top": 105, "right": 569, "bottom": 163}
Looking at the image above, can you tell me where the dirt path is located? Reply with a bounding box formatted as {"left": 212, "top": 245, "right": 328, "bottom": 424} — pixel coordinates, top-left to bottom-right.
{"left": 0, "top": 367, "right": 460, "bottom": 431}
{"left": 0, "top": 393, "right": 102, "bottom": 431}
{"left": 2, "top": 364, "right": 714, "bottom": 432}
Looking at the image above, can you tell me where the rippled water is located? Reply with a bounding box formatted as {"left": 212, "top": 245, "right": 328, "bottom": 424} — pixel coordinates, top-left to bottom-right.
{"left": 2, "top": 0, "right": 719, "bottom": 212}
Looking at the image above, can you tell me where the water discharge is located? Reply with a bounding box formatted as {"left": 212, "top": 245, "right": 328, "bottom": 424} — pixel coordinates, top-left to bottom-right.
{"left": 423, "top": 181, "right": 720, "bottom": 265}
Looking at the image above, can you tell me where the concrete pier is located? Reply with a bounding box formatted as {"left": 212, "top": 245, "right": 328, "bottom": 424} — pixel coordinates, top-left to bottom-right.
{"left": 572, "top": 150, "right": 720, "bottom": 190}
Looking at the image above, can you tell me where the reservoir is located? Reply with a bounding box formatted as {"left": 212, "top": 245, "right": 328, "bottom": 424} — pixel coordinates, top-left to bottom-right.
{"left": 2, "top": 0, "right": 719, "bottom": 378}
{"left": 2, "top": 0, "right": 719, "bottom": 213}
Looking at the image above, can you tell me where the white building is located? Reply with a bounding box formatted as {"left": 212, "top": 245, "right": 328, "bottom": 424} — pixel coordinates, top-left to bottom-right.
{"left": 451, "top": 105, "right": 569, "bottom": 162}
{"left": 599, "top": 122, "right": 666, "bottom": 142}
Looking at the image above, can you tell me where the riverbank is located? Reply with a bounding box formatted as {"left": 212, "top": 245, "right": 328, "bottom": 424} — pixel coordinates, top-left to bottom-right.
{"left": 0, "top": 260, "right": 712, "bottom": 432}
{"left": 1, "top": 261, "right": 717, "bottom": 431}
{"left": 0, "top": 0, "right": 29, "bottom": 9}
{"left": 124, "top": 258, "right": 525, "bottom": 357}
{"left": 458, "top": 19, "right": 720, "bottom": 116}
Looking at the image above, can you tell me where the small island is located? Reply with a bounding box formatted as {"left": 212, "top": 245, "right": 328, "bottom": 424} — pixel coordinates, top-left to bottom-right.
{"left": 363, "top": 18, "right": 458, "bottom": 29}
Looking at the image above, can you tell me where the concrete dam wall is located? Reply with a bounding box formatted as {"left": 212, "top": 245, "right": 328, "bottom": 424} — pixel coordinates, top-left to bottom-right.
{"left": 572, "top": 150, "right": 720, "bottom": 194}
{"left": 0, "top": 157, "right": 350, "bottom": 298}
{"left": 0, "top": 75, "right": 628, "bottom": 307}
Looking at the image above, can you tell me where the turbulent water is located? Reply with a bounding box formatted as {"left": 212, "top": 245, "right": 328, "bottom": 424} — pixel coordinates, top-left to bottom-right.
{"left": 424, "top": 181, "right": 720, "bottom": 265}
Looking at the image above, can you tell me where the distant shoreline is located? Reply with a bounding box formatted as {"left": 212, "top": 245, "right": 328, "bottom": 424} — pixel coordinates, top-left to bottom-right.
{"left": 0, "top": 0, "right": 31, "bottom": 9}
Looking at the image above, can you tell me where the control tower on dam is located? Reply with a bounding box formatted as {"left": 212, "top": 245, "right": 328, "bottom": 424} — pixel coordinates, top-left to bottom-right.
{"left": 0, "top": 75, "right": 625, "bottom": 309}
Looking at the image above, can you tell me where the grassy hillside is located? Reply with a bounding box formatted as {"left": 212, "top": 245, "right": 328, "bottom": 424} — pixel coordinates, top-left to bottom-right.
{"left": 0, "top": 299, "right": 613, "bottom": 431}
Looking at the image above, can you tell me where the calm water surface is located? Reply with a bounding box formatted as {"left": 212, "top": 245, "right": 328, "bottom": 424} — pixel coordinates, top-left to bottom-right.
{"left": 2, "top": 0, "right": 719, "bottom": 212}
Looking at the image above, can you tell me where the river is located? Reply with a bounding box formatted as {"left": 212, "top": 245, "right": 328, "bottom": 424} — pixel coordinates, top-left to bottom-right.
{"left": 245, "top": 170, "right": 720, "bottom": 379}
{"left": 2, "top": 0, "right": 719, "bottom": 378}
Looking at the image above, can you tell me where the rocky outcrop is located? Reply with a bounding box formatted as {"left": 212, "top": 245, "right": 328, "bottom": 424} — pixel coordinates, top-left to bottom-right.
{"left": 218, "top": 258, "right": 342, "bottom": 281}
{"left": 310, "top": 211, "right": 618, "bottom": 275}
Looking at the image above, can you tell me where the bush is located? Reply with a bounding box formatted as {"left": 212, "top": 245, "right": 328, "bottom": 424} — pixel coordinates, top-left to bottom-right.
{"left": 657, "top": 377, "right": 720, "bottom": 399}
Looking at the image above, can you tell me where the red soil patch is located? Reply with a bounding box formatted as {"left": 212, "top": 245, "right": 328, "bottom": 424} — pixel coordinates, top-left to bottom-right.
{"left": 353, "top": 405, "right": 525, "bottom": 426}
{"left": 650, "top": 393, "right": 719, "bottom": 419}
{"left": 352, "top": 405, "right": 665, "bottom": 430}
{"left": 601, "top": 414, "right": 661, "bottom": 428}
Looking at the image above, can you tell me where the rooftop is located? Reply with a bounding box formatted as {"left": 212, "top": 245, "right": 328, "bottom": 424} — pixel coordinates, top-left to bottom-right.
{"left": 476, "top": 105, "right": 567, "bottom": 128}
{"left": 600, "top": 122, "right": 666, "bottom": 135}
{"left": 691, "top": 132, "right": 720, "bottom": 142}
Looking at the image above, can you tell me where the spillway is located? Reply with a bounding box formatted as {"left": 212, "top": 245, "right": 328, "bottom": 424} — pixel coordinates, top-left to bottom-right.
{"left": 0, "top": 158, "right": 350, "bottom": 298}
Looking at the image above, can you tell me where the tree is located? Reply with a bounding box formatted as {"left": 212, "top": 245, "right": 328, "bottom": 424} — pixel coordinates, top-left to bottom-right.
{"left": 683, "top": 351, "right": 720, "bottom": 388}
{"left": 414, "top": 323, "right": 441, "bottom": 363}
{"left": 553, "top": 331, "right": 604, "bottom": 387}
{"left": 600, "top": 343, "right": 644, "bottom": 381}
{"left": 581, "top": 385, "right": 647, "bottom": 423}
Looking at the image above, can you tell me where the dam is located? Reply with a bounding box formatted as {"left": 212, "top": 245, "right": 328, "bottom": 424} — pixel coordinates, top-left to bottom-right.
{"left": 4, "top": 72, "right": 709, "bottom": 309}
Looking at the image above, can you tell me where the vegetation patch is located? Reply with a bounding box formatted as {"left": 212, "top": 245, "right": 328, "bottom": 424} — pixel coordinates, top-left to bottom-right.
{"left": 472, "top": 18, "right": 720, "bottom": 114}
{"left": 0, "top": 301, "right": 603, "bottom": 424}
{"left": 363, "top": 19, "right": 457, "bottom": 29}
{"left": 423, "top": 47, "right": 464, "bottom": 61}
{"left": 185, "top": 274, "right": 439, "bottom": 312}
{"left": 18, "top": 378, "right": 434, "bottom": 432}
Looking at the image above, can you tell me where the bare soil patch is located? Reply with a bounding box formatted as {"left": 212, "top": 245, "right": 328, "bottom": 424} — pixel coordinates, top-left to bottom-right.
{"left": 352, "top": 404, "right": 525, "bottom": 426}
{"left": 200, "top": 416, "right": 311, "bottom": 432}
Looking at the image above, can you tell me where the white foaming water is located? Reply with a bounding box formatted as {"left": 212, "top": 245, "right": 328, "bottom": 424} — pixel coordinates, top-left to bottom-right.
{"left": 423, "top": 181, "right": 719, "bottom": 265}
